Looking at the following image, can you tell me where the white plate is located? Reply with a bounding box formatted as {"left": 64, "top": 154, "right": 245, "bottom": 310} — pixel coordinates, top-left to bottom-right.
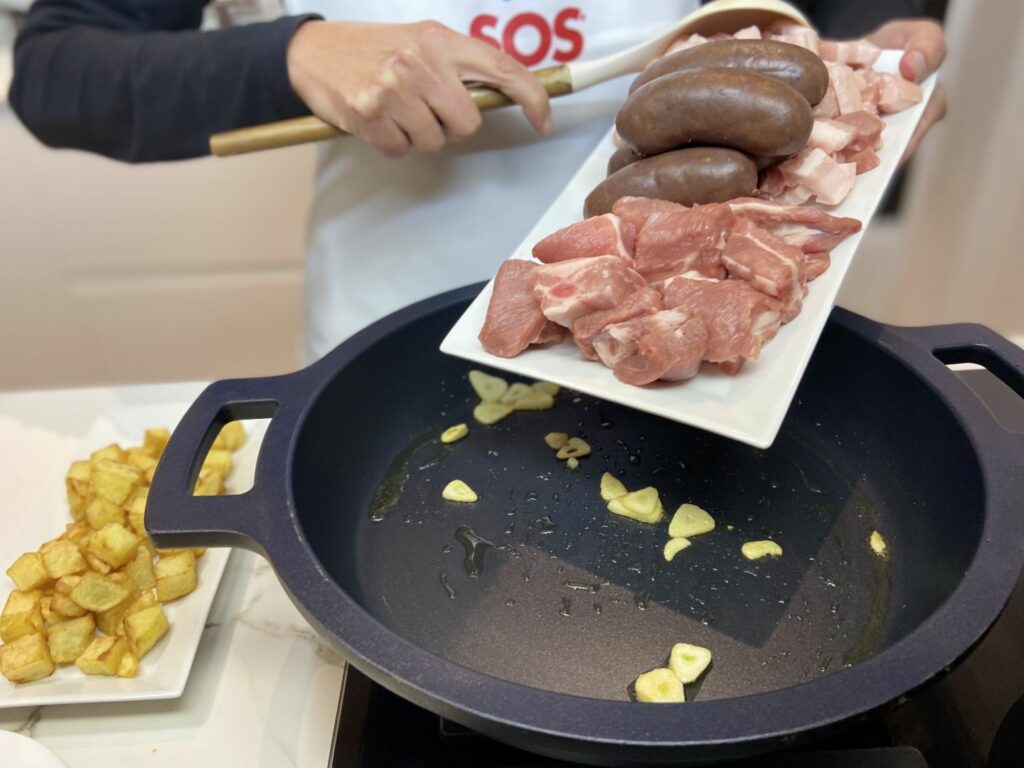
{"left": 442, "top": 51, "right": 937, "bottom": 448}
{"left": 0, "top": 402, "right": 263, "bottom": 708}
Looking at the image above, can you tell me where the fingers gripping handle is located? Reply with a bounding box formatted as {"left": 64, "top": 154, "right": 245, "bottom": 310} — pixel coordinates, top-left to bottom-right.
{"left": 146, "top": 375, "right": 307, "bottom": 555}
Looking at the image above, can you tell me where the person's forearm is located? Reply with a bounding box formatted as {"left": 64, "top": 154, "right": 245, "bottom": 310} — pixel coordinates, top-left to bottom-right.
{"left": 10, "top": 1, "right": 319, "bottom": 162}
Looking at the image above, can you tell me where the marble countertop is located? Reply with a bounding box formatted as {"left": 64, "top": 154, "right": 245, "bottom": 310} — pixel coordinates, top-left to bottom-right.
{"left": 0, "top": 383, "right": 346, "bottom": 768}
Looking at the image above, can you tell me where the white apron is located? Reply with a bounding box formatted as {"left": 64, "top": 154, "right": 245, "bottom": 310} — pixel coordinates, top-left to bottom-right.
{"left": 283, "top": 1, "right": 699, "bottom": 361}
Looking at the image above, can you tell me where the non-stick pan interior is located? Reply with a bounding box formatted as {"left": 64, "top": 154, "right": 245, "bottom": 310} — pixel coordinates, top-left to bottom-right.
{"left": 291, "top": 303, "right": 984, "bottom": 702}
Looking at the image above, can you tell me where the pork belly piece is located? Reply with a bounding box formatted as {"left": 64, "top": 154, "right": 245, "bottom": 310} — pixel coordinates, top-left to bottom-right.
{"left": 804, "top": 251, "right": 831, "bottom": 281}
{"left": 807, "top": 118, "right": 858, "bottom": 154}
{"left": 835, "top": 110, "right": 885, "bottom": 151}
{"left": 874, "top": 72, "right": 923, "bottom": 113}
{"left": 726, "top": 197, "right": 861, "bottom": 253}
{"left": 732, "top": 25, "right": 762, "bottom": 40}
{"left": 592, "top": 309, "right": 709, "bottom": 386}
{"left": 633, "top": 204, "right": 732, "bottom": 283}
{"left": 532, "top": 214, "right": 634, "bottom": 265}
{"left": 534, "top": 255, "right": 648, "bottom": 328}
{"left": 662, "top": 275, "right": 782, "bottom": 371}
{"left": 840, "top": 147, "right": 881, "bottom": 174}
{"left": 479, "top": 260, "right": 558, "bottom": 358}
{"left": 612, "top": 197, "right": 690, "bottom": 250}
{"left": 662, "top": 33, "right": 707, "bottom": 56}
{"left": 826, "top": 62, "right": 864, "bottom": 115}
{"left": 768, "top": 23, "right": 820, "bottom": 54}
{"left": 722, "top": 219, "right": 806, "bottom": 323}
{"left": 812, "top": 82, "right": 840, "bottom": 119}
{"left": 818, "top": 39, "right": 881, "bottom": 68}
{"left": 853, "top": 69, "right": 881, "bottom": 115}
{"left": 778, "top": 148, "right": 857, "bottom": 206}
{"left": 572, "top": 287, "right": 663, "bottom": 361}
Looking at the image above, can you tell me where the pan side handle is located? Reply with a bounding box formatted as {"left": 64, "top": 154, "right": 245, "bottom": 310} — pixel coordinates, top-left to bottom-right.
{"left": 146, "top": 373, "right": 311, "bottom": 557}
{"left": 892, "top": 322, "right": 1024, "bottom": 447}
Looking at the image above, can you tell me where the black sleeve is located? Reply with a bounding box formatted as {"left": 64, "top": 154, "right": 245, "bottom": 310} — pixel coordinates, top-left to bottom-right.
{"left": 780, "top": 0, "right": 928, "bottom": 38}
{"left": 9, "top": 0, "right": 321, "bottom": 162}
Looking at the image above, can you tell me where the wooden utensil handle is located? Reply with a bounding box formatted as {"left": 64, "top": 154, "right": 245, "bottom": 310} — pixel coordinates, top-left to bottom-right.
{"left": 210, "top": 65, "right": 572, "bottom": 157}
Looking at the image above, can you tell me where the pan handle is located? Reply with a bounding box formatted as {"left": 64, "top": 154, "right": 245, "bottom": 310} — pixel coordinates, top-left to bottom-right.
{"left": 893, "top": 321, "right": 1024, "bottom": 438}
{"left": 146, "top": 372, "right": 312, "bottom": 557}
{"left": 899, "top": 322, "right": 1024, "bottom": 398}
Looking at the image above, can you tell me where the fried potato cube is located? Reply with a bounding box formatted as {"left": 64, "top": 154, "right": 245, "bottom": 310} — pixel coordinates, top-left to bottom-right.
{"left": 85, "top": 496, "right": 127, "bottom": 530}
{"left": 40, "top": 539, "right": 88, "bottom": 579}
{"left": 117, "top": 651, "right": 139, "bottom": 678}
{"left": 123, "top": 546, "right": 156, "bottom": 591}
{"left": 202, "top": 449, "right": 232, "bottom": 477}
{"left": 50, "top": 591, "right": 87, "bottom": 619}
{"left": 95, "top": 587, "right": 140, "bottom": 637}
{"left": 91, "top": 443, "right": 128, "bottom": 466}
{"left": 0, "top": 632, "right": 55, "bottom": 683}
{"left": 64, "top": 521, "right": 91, "bottom": 545}
{"left": 126, "top": 591, "right": 158, "bottom": 617}
{"left": 39, "top": 596, "right": 60, "bottom": 625}
{"left": 0, "top": 591, "right": 45, "bottom": 643}
{"left": 75, "top": 635, "right": 127, "bottom": 676}
{"left": 85, "top": 523, "right": 140, "bottom": 568}
{"left": 70, "top": 571, "right": 132, "bottom": 612}
{"left": 125, "top": 449, "right": 157, "bottom": 475}
{"left": 66, "top": 460, "right": 93, "bottom": 521}
{"left": 54, "top": 575, "right": 81, "bottom": 596}
{"left": 144, "top": 427, "right": 171, "bottom": 457}
{"left": 3, "top": 589, "right": 41, "bottom": 614}
{"left": 155, "top": 550, "right": 197, "bottom": 602}
{"left": 214, "top": 421, "right": 246, "bottom": 452}
{"left": 47, "top": 614, "right": 96, "bottom": 664}
{"left": 92, "top": 459, "right": 143, "bottom": 506}
{"left": 126, "top": 490, "right": 148, "bottom": 537}
{"left": 193, "top": 468, "right": 224, "bottom": 497}
{"left": 82, "top": 550, "right": 112, "bottom": 575}
{"left": 6, "top": 552, "right": 52, "bottom": 591}
{"left": 125, "top": 605, "right": 169, "bottom": 658}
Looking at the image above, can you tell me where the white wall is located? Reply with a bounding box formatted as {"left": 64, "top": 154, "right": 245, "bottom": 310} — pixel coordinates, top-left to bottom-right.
{"left": 0, "top": 45, "right": 316, "bottom": 390}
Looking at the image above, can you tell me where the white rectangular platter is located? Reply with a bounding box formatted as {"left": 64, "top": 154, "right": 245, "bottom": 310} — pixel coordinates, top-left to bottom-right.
{"left": 0, "top": 402, "right": 263, "bottom": 708}
{"left": 442, "top": 50, "right": 937, "bottom": 448}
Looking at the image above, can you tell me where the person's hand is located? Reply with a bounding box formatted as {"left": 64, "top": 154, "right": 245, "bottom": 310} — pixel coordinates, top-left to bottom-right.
{"left": 866, "top": 19, "right": 947, "bottom": 160}
{"left": 286, "top": 20, "right": 552, "bottom": 157}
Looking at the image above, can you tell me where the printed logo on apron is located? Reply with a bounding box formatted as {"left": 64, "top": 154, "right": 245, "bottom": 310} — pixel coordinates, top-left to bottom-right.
{"left": 469, "top": 7, "right": 585, "bottom": 65}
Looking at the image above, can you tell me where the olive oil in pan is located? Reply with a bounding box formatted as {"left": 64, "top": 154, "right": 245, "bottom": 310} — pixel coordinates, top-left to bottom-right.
{"left": 369, "top": 430, "right": 442, "bottom": 522}
{"left": 455, "top": 525, "right": 494, "bottom": 578}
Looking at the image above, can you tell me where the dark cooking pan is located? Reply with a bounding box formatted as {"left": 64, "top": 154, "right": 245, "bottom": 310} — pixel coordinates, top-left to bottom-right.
{"left": 147, "top": 283, "right": 1024, "bottom": 765}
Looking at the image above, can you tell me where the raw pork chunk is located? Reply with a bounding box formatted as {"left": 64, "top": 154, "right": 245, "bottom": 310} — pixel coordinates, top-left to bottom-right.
{"left": 722, "top": 219, "right": 806, "bottom": 323}
{"left": 612, "top": 196, "right": 690, "bottom": 249}
{"left": 633, "top": 204, "right": 733, "bottom": 283}
{"left": 726, "top": 197, "right": 861, "bottom": 253}
{"left": 662, "top": 275, "right": 782, "bottom": 372}
{"left": 534, "top": 255, "right": 648, "bottom": 327}
{"left": 532, "top": 214, "right": 634, "bottom": 265}
{"left": 592, "top": 309, "right": 709, "bottom": 386}
{"left": 572, "top": 287, "right": 663, "bottom": 360}
{"left": 479, "top": 260, "right": 563, "bottom": 358}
